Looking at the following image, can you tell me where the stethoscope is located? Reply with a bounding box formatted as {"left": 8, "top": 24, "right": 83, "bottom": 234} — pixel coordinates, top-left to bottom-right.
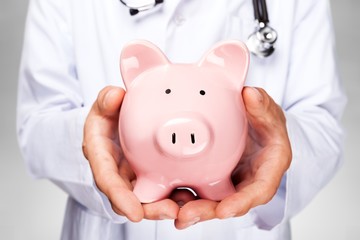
{"left": 119, "top": 0, "right": 277, "bottom": 58}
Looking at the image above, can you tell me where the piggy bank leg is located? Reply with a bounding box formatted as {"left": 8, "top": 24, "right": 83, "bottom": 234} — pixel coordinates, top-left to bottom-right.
{"left": 195, "top": 178, "right": 236, "bottom": 201}
{"left": 133, "top": 177, "right": 171, "bottom": 203}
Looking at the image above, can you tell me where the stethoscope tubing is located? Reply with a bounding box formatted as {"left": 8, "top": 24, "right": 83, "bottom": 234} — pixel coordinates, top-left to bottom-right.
{"left": 119, "top": 0, "right": 163, "bottom": 15}
{"left": 118, "top": 0, "right": 277, "bottom": 57}
{"left": 252, "top": 0, "right": 269, "bottom": 24}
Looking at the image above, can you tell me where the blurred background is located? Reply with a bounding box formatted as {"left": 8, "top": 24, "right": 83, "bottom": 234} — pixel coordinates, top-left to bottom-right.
{"left": 0, "top": 0, "right": 359, "bottom": 239}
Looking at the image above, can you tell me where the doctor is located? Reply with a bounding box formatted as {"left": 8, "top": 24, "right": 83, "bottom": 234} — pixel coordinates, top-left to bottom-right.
{"left": 17, "top": 0, "right": 346, "bottom": 239}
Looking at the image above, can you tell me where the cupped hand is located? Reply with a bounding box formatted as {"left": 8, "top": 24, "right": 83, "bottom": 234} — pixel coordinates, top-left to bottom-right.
{"left": 174, "top": 86, "right": 292, "bottom": 229}
{"left": 82, "top": 86, "right": 180, "bottom": 222}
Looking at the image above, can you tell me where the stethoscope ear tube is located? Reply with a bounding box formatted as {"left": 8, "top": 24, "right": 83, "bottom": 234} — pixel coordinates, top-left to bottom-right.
{"left": 252, "top": 0, "right": 269, "bottom": 23}
{"left": 118, "top": 0, "right": 277, "bottom": 58}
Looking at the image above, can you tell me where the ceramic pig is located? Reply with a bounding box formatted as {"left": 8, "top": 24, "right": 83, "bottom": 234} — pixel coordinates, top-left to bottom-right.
{"left": 119, "top": 40, "right": 249, "bottom": 203}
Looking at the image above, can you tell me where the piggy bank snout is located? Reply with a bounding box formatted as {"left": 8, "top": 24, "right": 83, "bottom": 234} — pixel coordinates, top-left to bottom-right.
{"left": 156, "top": 116, "right": 212, "bottom": 158}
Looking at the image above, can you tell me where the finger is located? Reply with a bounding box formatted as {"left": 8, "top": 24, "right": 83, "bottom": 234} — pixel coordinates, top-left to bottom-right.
{"left": 216, "top": 178, "right": 276, "bottom": 219}
{"left": 242, "top": 86, "right": 291, "bottom": 167}
{"left": 143, "top": 199, "right": 179, "bottom": 220}
{"left": 242, "top": 87, "right": 278, "bottom": 119}
{"left": 242, "top": 87, "right": 286, "bottom": 143}
{"left": 243, "top": 87, "right": 266, "bottom": 115}
{"left": 83, "top": 86, "right": 125, "bottom": 152}
{"left": 118, "top": 156, "right": 137, "bottom": 186}
{"left": 107, "top": 185, "right": 144, "bottom": 222}
{"left": 89, "top": 150, "right": 144, "bottom": 222}
{"left": 174, "top": 200, "right": 218, "bottom": 230}
{"left": 83, "top": 86, "right": 142, "bottom": 221}
{"left": 86, "top": 138, "right": 143, "bottom": 222}
{"left": 217, "top": 145, "right": 289, "bottom": 219}
{"left": 93, "top": 86, "right": 126, "bottom": 118}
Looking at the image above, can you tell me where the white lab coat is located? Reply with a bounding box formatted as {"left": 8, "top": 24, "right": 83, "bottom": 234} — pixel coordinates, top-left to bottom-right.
{"left": 17, "top": 0, "right": 346, "bottom": 239}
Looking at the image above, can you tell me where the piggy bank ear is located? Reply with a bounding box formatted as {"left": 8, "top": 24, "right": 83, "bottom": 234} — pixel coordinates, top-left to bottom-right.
{"left": 120, "top": 40, "right": 169, "bottom": 88}
{"left": 198, "top": 40, "right": 250, "bottom": 89}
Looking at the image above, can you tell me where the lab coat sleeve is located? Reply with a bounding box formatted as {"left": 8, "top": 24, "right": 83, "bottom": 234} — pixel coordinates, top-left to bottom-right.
{"left": 16, "top": 0, "right": 127, "bottom": 223}
{"left": 254, "top": 0, "right": 346, "bottom": 230}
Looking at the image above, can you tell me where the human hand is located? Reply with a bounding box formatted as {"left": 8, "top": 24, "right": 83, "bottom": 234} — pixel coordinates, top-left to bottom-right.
{"left": 82, "top": 86, "right": 180, "bottom": 222}
{"left": 174, "top": 86, "right": 292, "bottom": 229}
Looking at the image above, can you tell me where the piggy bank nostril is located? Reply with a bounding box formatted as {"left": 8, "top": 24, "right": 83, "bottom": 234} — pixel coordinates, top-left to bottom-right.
{"left": 172, "top": 133, "right": 176, "bottom": 144}
{"left": 172, "top": 133, "right": 196, "bottom": 145}
{"left": 191, "top": 133, "right": 195, "bottom": 144}
{"left": 156, "top": 117, "right": 212, "bottom": 158}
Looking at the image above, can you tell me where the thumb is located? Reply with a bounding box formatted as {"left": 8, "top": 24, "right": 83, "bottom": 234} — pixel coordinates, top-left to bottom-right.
{"left": 243, "top": 87, "right": 269, "bottom": 118}
{"left": 93, "top": 86, "right": 126, "bottom": 118}
{"left": 242, "top": 87, "right": 286, "bottom": 141}
{"left": 242, "top": 86, "right": 285, "bottom": 122}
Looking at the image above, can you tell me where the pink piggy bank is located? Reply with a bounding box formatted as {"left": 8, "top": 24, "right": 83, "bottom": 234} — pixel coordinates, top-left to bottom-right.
{"left": 119, "top": 40, "right": 249, "bottom": 203}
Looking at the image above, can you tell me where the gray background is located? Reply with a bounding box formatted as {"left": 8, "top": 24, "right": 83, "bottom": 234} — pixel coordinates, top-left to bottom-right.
{"left": 0, "top": 0, "right": 359, "bottom": 239}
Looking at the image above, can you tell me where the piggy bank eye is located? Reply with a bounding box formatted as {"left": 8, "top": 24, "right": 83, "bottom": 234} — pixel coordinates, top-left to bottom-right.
{"left": 165, "top": 89, "right": 171, "bottom": 94}
{"left": 199, "top": 90, "right": 206, "bottom": 95}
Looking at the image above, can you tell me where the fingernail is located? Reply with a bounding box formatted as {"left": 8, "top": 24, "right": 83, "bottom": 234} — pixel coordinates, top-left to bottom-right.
{"left": 250, "top": 87, "right": 263, "bottom": 102}
{"left": 103, "top": 92, "right": 110, "bottom": 108}
{"left": 103, "top": 88, "right": 118, "bottom": 107}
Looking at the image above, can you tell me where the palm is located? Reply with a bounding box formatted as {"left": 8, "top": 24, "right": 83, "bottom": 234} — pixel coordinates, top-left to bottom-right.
{"left": 84, "top": 86, "right": 180, "bottom": 222}
{"left": 174, "top": 87, "right": 292, "bottom": 229}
